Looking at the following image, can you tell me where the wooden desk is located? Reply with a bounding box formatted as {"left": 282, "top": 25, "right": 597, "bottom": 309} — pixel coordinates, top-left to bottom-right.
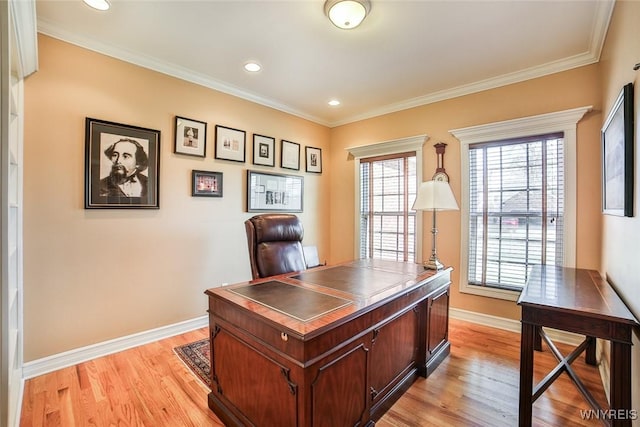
{"left": 205, "top": 259, "right": 452, "bottom": 426}
{"left": 517, "top": 265, "right": 639, "bottom": 427}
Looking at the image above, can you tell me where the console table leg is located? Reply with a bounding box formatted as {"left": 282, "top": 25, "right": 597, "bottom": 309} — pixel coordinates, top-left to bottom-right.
{"left": 585, "top": 336, "right": 597, "bottom": 366}
{"left": 519, "top": 321, "right": 535, "bottom": 427}
{"left": 610, "top": 341, "right": 632, "bottom": 427}
{"left": 533, "top": 325, "right": 542, "bottom": 352}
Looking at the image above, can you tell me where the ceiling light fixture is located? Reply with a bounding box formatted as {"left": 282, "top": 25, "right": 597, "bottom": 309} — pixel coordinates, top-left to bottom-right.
{"left": 244, "top": 62, "right": 261, "bottom": 72}
{"left": 324, "top": 0, "right": 371, "bottom": 30}
{"left": 328, "top": 100, "right": 341, "bottom": 106}
{"left": 83, "top": 0, "right": 110, "bottom": 11}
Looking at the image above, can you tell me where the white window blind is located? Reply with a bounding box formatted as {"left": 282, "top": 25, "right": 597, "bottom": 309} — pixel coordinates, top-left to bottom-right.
{"left": 360, "top": 153, "right": 416, "bottom": 261}
{"left": 467, "top": 133, "right": 564, "bottom": 290}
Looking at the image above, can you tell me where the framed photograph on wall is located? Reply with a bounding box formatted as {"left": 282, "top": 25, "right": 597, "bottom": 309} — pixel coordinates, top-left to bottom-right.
{"left": 247, "top": 170, "right": 303, "bottom": 212}
{"left": 305, "top": 146, "right": 322, "bottom": 173}
{"left": 253, "top": 134, "right": 275, "bottom": 167}
{"left": 192, "top": 170, "right": 223, "bottom": 197}
{"left": 85, "top": 117, "right": 160, "bottom": 209}
{"left": 281, "top": 139, "right": 300, "bottom": 170}
{"left": 602, "top": 82, "right": 634, "bottom": 217}
{"left": 215, "top": 125, "right": 246, "bottom": 163}
{"left": 174, "top": 116, "right": 206, "bottom": 157}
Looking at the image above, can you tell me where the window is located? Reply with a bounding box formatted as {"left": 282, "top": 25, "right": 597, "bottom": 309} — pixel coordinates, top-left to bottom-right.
{"left": 360, "top": 153, "right": 416, "bottom": 261}
{"left": 347, "top": 135, "right": 426, "bottom": 263}
{"left": 467, "top": 133, "right": 564, "bottom": 290}
{"left": 451, "top": 107, "right": 590, "bottom": 301}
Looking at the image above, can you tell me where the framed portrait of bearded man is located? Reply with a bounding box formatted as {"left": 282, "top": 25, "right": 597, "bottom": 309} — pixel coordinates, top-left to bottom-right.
{"left": 85, "top": 117, "right": 160, "bottom": 209}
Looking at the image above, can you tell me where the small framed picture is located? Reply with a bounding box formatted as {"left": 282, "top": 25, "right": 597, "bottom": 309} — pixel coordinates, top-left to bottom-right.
{"left": 602, "top": 82, "right": 634, "bottom": 217}
{"left": 215, "top": 125, "right": 246, "bottom": 163}
{"left": 253, "top": 134, "right": 275, "bottom": 167}
{"left": 192, "top": 170, "right": 223, "bottom": 197}
{"left": 85, "top": 117, "right": 160, "bottom": 209}
{"left": 174, "top": 116, "right": 206, "bottom": 157}
{"left": 281, "top": 139, "right": 300, "bottom": 170}
{"left": 305, "top": 146, "right": 322, "bottom": 173}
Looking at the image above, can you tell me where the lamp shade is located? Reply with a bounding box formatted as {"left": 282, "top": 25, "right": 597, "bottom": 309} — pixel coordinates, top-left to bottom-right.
{"left": 412, "top": 180, "right": 459, "bottom": 211}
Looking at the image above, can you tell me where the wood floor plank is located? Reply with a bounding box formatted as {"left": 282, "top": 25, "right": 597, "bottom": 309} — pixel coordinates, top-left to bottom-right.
{"left": 20, "top": 319, "right": 608, "bottom": 426}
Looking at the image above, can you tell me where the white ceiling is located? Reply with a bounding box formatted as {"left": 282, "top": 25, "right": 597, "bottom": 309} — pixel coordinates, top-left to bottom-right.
{"left": 35, "top": 0, "right": 614, "bottom": 127}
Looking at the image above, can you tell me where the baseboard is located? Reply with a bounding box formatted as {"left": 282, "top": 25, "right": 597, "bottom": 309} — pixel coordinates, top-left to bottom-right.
{"left": 22, "top": 309, "right": 583, "bottom": 381}
{"left": 450, "top": 307, "right": 585, "bottom": 346}
{"left": 22, "top": 315, "right": 208, "bottom": 379}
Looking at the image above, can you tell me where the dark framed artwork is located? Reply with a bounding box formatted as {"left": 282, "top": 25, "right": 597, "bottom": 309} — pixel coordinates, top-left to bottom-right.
{"left": 215, "top": 125, "right": 246, "bottom": 162}
{"left": 174, "top": 116, "right": 206, "bottom": 157}
{"left": 247, "top": 170, "right": 303, "bottom": 212}
{"left": 602, "top": 82, "right": 634, "bottom": 217}
{"left": 252, "top": 134, "right": 275, "bottom": 167}
{"left": 192, "top": 170, "right": 223, "bottom": 197}
{"left": 281, "top": 139, "right": 300, "bottom": 170}
{"left": 305, "top": 146, "right": 322, "bottom": 173}
{"left": 85, "top": 117, "right": 160, "bottom": 209}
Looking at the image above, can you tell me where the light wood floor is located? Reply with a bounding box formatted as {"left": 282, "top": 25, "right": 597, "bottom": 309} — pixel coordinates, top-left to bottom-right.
{"left": 20, "top": 319, "right": 608, "bottom": 426}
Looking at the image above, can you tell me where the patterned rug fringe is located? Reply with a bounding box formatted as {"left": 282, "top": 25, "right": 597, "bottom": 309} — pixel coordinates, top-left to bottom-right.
{"left": 173, "top": 338, "right": 211, "bottom": 388}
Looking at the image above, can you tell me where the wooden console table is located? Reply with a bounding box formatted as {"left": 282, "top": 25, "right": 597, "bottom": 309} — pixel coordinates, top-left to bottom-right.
{"left": 205, "top": 259, "right": 452, "bottom": 426}
{"left": 517, "top": 265, "right": 639, "bottom": 427}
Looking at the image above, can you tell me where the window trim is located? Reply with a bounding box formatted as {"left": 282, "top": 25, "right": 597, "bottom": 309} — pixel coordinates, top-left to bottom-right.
{"left": 450, "top": 107, "right": 591, "bottom": 301}
{"left": 347, "top": 135, "right": 427, "bottom": 262}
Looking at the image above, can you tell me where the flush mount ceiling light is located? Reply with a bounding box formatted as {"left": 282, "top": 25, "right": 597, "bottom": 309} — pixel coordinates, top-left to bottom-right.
{"left": 324, "top": 0, "right": 371, "bottom": 29}
{"left": 83, "top": 0, "right": 110, "bottom": 11}
{"left": 328, "top": 99, "right": 341, "bottom": 106}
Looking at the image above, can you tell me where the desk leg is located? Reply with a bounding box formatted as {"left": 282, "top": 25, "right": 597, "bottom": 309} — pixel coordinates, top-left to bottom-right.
{"left": 519, "top": 321, "right": 535, "bottom": 427}
{"left": 610, "top": 341, "right": 632, "bottom": 427}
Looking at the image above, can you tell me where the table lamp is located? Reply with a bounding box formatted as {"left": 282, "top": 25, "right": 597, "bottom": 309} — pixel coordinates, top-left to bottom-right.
{"left": 412, "top": 180, "right": 459, "bottom": 270}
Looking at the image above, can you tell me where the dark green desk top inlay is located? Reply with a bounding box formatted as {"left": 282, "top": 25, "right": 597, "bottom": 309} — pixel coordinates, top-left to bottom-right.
{"left": 229, "top": 281, "right": 352, "bottom": 322}
{"left": 292, "top": 266, "right": 410, "bottom": 298}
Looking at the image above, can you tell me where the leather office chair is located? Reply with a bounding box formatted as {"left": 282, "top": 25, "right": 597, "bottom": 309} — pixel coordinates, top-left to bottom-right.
{"left": 245, "top": 214, "right": 308, "bottom": 279}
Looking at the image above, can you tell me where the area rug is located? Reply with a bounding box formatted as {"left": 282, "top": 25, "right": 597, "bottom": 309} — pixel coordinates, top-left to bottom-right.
{"left": 174, "top": 338, "right": 211, "bottom": 388}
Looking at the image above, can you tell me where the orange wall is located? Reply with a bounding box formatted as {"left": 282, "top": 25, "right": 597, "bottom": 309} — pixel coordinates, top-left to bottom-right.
{"left": 23, "top": 35, "right": 330, "bottom": 361}
{"left": 328, "top": 65, "right": 603, "bottom": 320}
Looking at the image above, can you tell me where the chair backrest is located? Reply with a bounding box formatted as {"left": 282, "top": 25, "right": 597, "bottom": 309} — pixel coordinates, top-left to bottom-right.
{"left": 303, "top": 245, "right": 322, "bottom": 269}
{"left": 244, "top": 214, "right": 307, "bottom": 279}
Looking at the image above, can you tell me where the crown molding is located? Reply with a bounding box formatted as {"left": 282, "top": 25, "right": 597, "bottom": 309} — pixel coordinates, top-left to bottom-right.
{"left": 37, "top": 0, "right": 613, "bottom": 129}
{"left": 10, "top": 0, "right": 38, "bottom": 78}
{"left": 36, "top": 19, "right": 331, "bottom": 127}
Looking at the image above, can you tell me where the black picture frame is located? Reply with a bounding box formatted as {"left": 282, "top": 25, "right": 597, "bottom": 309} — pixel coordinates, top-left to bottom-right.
{"left": 252, "top": 134, "right": 275, "bottom": 167}
{"left": 192, "top": 170, "right": 223, "bottom": 197}
{"left": 247, "top": 170, "right": 303, "bottom": 212}
{"left": 305, "top": 146, "right": 322, "bottom": 173}
{"left": 602, "top": 82, "right": 634, "bottom": 217}
{"left": 280, "top": 139, "right": 300, "bottom": 170}
{"left": 174, "top": 116, "right": 206, "bottom": 157}
{"left": 85, "top": 117, "right": 160, "bottom": 209}
{"left": 215, "top": 125, "right": 246, "bottom": 163}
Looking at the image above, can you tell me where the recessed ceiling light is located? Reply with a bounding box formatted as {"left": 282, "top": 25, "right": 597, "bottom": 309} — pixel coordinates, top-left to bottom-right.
{"left": 83, "top": 0, "right": 110, "bottom": 11}
{"left": 328, "top": 100, "right": 341, "bottom": 106}
{"left": 244, "top": 62, "right": 262, "bottom": 72}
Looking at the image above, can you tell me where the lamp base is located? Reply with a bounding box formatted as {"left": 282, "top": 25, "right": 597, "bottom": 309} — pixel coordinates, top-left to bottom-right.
{"left": 423, "top": 256, "right": 445, "bottom": 270}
